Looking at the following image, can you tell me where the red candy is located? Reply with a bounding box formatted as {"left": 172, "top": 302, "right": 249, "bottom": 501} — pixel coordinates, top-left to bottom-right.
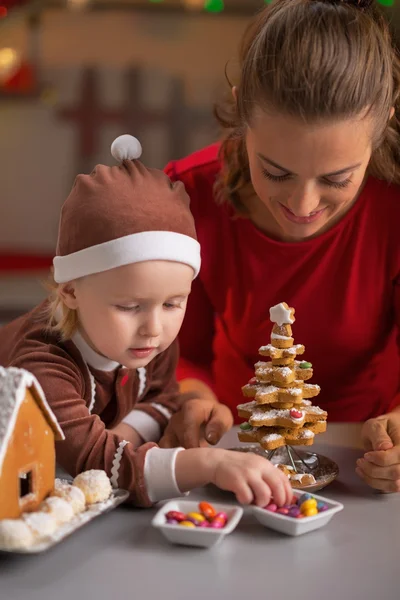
{"left": 277, "top": 508, "right": 289, "bottom": 515}
{"left": 249, "top": 377, "right": 257, "bottom": 385}
{"left": 166, "top": 511, "right": 186, "bottom": 522}
{"left": 213, "top": 512, "right": 228, "bottom": 524}
{"left": 290, "top": 408, "right": 303, "bottom": 419}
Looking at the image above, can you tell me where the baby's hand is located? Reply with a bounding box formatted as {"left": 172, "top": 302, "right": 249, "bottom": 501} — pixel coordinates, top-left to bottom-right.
{"left": 210, "top": 449, "right": 292, "bottom": 507}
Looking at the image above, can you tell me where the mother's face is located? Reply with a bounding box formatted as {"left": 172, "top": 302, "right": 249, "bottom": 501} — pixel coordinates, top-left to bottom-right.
{"left": 245, "top": 109, "right": 373, "bottom": 241}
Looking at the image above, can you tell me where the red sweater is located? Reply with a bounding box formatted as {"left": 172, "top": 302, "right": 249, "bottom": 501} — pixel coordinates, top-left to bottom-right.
{"left": 165, "top": 144, "right": 400, "bottom": 423}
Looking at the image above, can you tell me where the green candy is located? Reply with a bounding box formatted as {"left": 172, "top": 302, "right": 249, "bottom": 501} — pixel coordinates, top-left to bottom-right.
{"left": 300, "top": 361, "right": 312, "bottom": 369}
{"left": 240, "top": 422, "right": 252, "bottom": 431}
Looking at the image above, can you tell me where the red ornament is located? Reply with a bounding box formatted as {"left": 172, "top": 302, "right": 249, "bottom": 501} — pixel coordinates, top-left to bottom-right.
{"left": 2, "top": 62, "right": 36, "bottom": 93}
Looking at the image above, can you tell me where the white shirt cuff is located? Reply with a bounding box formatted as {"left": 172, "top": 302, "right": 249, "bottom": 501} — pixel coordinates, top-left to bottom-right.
{"left": 122, "top": 410, "right": 161, "bottom": 443}
{"left": 144, "top": 447, "right": 189, "bottom": 503}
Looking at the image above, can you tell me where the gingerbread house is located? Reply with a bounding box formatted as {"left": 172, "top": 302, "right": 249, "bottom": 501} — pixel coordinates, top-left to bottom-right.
{"left": 0, "top": 367, "right": 64, "bottom": 519}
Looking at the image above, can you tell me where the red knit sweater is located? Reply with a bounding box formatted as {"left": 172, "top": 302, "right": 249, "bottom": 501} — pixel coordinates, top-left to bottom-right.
{"left": 166, "top": 144, "right": 400, "bottom": 423}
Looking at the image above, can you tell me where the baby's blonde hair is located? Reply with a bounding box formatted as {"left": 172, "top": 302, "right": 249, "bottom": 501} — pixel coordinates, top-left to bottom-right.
{"left": 44, "top": 271, "right": 79, "bottom": 340}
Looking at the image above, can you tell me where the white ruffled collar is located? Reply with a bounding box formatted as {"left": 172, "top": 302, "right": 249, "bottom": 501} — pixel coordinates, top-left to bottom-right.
{"left": 71, "top": 329, "right": 120, "bottom": 372}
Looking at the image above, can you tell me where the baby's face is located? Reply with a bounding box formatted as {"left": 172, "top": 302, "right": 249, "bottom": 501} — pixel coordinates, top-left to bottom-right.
{"left": 66, "top": 261, "right": 193, "bottom": 368}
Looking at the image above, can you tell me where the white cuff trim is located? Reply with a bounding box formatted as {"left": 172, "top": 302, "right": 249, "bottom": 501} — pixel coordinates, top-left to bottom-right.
{"left": 144, "top": 447, "right": 188, "bottom": 503}
{"left": 151, "top": 403, "right": 173, "bottom": 421}
{"left": 122, "top": 410, "right": 161, "bottom": 443}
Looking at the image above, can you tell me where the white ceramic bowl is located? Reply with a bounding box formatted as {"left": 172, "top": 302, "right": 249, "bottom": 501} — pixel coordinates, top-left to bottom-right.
{"left": 152, "top": 499, "right": 243, "bottom": 548}
{"left": 252, "top": 490, "right": 343, "bottom": 536}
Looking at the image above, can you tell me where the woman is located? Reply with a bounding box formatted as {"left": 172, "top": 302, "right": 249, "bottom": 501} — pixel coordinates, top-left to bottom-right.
{"left": 159, "top": 0, "right": 400, "bottom": 493}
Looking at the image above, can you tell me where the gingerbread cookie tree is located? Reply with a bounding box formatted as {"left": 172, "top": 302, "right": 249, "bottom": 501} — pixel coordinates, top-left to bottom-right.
{"left": 237, "top": 302, "right": 327, "bottom": 456}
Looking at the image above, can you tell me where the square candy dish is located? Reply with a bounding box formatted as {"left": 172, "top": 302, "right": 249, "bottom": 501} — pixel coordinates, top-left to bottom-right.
{"left": 252, "top": 489, "right": 343, "bottom": 536}
{"left": 152, "top": 499, "right": 243, "bottom": 548}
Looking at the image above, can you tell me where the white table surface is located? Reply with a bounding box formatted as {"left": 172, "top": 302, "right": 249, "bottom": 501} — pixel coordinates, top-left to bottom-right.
{"left": 1, "top": 424, "right": 399, "bottom": 600}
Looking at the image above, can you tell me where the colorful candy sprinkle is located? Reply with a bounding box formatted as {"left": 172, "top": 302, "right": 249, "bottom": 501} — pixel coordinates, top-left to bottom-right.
{"left": 263, "top": 494, "right": 331, "bottom": 519}
{"left": 239, "top": 422, "right": 253, "bottom": 431}
{"left": 299, "top": 361, "right": 312, "bottom": 369}
{"left": 165, "top": 502, "right": 227, "bottom": 529}
{"left": 290, "top": 408, "right": 303, "bottom": 419}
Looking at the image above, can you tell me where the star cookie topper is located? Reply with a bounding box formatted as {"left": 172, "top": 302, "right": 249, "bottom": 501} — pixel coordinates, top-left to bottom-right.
{"left": 269, "top": 302, "right": 295, "bottom": 326}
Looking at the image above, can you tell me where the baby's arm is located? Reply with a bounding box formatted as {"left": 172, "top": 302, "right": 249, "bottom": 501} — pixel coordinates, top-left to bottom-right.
{"left": 9, "top": 351, "right": 173, "bottom": 505}
{"left": 110, "top": 422, "right": 144, "bottom": 448}
{"left": 10, "top": 351, "right": 292, "bottom": 507}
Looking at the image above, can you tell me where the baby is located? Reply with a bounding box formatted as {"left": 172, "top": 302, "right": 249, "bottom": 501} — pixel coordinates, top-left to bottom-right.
{"left": 0, "top": 135, "right": 291, "bottom": 508}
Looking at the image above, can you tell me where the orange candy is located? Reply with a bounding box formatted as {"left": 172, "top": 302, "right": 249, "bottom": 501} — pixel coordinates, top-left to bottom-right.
{"left": 199, "top": 501, "right": 217, "bottom": 520}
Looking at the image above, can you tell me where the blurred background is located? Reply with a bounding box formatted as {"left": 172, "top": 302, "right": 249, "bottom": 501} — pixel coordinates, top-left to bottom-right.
{"left": 0, "top": 0, "right": 398, "bottom": 323}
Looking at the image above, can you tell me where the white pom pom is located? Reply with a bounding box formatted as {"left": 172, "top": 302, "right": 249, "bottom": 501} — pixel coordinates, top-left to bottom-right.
{"left": 111, "top": 134, "right": 142, "bottom": 162}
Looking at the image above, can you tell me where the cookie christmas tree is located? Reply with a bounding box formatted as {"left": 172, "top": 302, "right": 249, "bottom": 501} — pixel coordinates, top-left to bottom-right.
{"left": 237, "top": 302, "right": 327, "bottom": 454}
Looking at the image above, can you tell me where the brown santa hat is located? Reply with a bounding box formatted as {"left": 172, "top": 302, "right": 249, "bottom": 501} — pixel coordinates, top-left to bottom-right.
{"left": 53, "top": 135, "right": 200, "bottom": 283}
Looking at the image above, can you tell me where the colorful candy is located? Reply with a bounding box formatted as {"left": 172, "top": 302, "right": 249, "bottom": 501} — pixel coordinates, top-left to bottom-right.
{"left": 239, "top": 422, "right": 252, "bottom": 431}
{"left": 166, "top": 511, "right": 186, "bottom": 522}
{"left": 199, "top": 501, "right": 217, "bottom": 519}
{"left": 298, "top": 493, "right": 312, "bottom": 504}
{"left": 179, "top": 520, "right": 196, "bottom": 528}
{"left": 277, "top": 508, "right": 289, "bottom": 515}
{"left": 302, "top": 507, "right": 318, "bottom": 517}
{"left": 290, "top": 408, "right": 303, "bottom": 420}
{"left": 300, "top": 498, "right": 317, "bottom": 512}
{"left": 214, "top": 512, "right": 228, "bottom": 524}
{"left": 263, "top": 494, "right": 330, "bottom": 519}
{"left": 299, "top": 361, "right": 312, "bottom": 369}
{"left": 187, "top": 512, "right": 206, "bottom": 523}
{"left": 165, "top": 502, "right": 228, "bottom": 529}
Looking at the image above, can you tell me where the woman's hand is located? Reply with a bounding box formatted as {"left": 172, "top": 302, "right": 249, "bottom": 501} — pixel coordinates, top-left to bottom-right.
{"left": 159, "top": 398, "right": 234, "bottom": 449}
{"left": 356, "top": 412, "right": 400, "bottom": 492}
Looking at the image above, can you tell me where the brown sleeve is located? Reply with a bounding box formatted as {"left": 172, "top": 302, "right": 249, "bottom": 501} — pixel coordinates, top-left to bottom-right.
{"left": 134, "top": 339, "right": 198, "bottom": 430}
{"left": 10, "top": 348, "right": 155, "bottom": 506}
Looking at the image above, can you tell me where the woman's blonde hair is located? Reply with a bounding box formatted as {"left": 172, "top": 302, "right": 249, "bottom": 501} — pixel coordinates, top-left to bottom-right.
{"left": 44, "top": 272, "right": 79, "bottom": 340}
{"left": 214, "top": 0, "right": 400, "bottom": 212}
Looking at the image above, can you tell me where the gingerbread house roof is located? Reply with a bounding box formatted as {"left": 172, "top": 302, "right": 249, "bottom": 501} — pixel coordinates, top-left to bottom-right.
{"left": 0, "top": 367, "right": 65, "bottom": 476}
